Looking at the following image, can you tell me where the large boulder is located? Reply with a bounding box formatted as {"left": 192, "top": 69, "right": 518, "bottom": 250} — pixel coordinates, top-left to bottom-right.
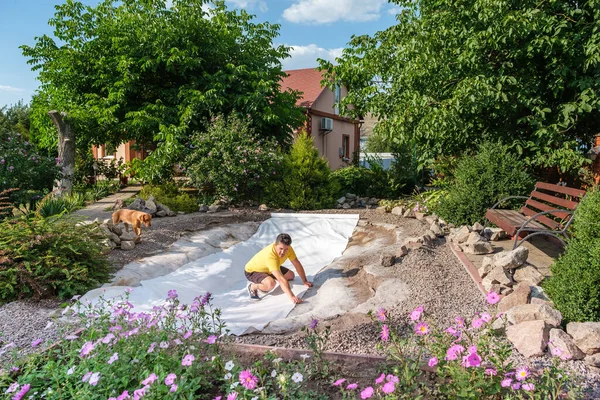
{"left": 493, "top": 247, "right": 529, "bottom": 270}
{"left": 128, "top": 197, "right": 145, "bottom": 211}
{"left": 120, "top": 240, "right": 136, "bottom": 250}
{"left": 513, "top": 264, "right": 545, "bottom": 286}
{"left": 462, "top": 241, "right": 494, "bottom": 255}
{"left": 505, "top": 303, "right": 562, "bottom": 327}
{"left": 156, "top": 210, "right": 167, "bottom": 217}
{"left": 477, "top": 256, "right": 494, "bottom": 279}
{"left": 566, "top": 322, "right": 600, "bottom": 355}
{"left": 548, "top": 329, "right": 585, "bottom": 360}
{"left": 506, "top": 320, "right": 550, "bottom": 358}
{"left": 466, "top": 231, "right": 484, "bottom": 244}
{"left": 430, "top": 222, "right": 444, "bottom": 237}
{"left": 424, "top": 215, "right": 439, "bottom": 225}
{"left": 584, "top": 354, "right": 600, "bottom": 368}
{"left": 471, "top": 222, "right": 484, "bottom": 232}
{"left": 498, "top": 283, "right": 531, "bottom": 313}
{"left": 391, "top": 206, "right": 404, "bottom": 216}
{"left": 376, "top": 206, "right": 388, "bottom": 214}
{"left": 482, "top": 266, "right": 511, "bottom": 290}
{"left": 145, "top": 198, "right": 158, "bottom": 214}
{"left": 198, "top": 204, "right": 209, "bottom": 213}
{"left": 120, "top": 231, "right": 141, "bottom": 243}
{"left": 483, "top": 227, "right": 506, "bottom": 241}
{"left": 337, "top": 196, "right": 346, "bottom": 205}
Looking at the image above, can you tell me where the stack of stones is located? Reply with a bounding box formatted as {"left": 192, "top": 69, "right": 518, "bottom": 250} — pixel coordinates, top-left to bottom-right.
{"left": 127, "top": 196, "right": 177, "bottom": 218}
{"left": 337, "top": 193, "right": 380, "bottom": 209}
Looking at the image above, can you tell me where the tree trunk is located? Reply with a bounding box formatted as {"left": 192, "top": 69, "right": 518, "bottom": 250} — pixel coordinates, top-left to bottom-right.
{"left": 48, "top": 110, "right": 76, "bottom": 195}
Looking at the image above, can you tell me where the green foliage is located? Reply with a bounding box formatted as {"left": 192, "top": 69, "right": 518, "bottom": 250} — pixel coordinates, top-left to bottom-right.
{"left": 23, "top": 0, "right": 305, "bottom": 182}
{"left": 0, "top": 101, "right": 30, "bottom": 139}
{"left": 263, "top": 133, "right": 338, "bottom": 210}
{"left": 331, "top": 166, "right": 377, "bottom": 197}
{"left": 320, "top": 0, "right": 600, "bottom": 174}
{"left": 544, "top": 188, "right": 600, "bottom": 323}
{"left": 436, "top": 142, "right": 535, "bottom": 226}
{"left": 0, "top": 131, "right": 60, "bottom": 206}
{"left": 0, "top": 215, "right": 112, "bottom": 302}
{"left": 139, "top": 183, "right": 198, "bottom": 213}
{"left": 185, "top": 114, "right": 282, "bottom": 202}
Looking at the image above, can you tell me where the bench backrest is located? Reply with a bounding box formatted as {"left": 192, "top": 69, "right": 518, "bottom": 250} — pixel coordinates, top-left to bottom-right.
{"left": 521, "top": 182, "right": 586, "bottom": 230}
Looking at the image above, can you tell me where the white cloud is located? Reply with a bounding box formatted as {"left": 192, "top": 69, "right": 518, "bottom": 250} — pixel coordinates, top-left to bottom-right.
{"left": 283, "top": 0, "right": 387, "bottom": 24}
{"left": 388, "top": 6, "right": 402, "bottom": 15}
{"left": 281, "top": 44, "right": 343, "bottom": 70}
{"left": 227, "top": 0, "right": 268, "bottom": 11}
{"left": 0, "top": 85, "right": 26, "bottom": 93}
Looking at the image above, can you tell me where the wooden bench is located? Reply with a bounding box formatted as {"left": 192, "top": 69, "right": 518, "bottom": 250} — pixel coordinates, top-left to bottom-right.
{"left": 484, "top": 182, "right": 586, "bottom": 249}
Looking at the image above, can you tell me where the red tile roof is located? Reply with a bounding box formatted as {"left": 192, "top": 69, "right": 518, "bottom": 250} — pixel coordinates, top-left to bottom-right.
{"left": 280, "top": 68, "right": 327, "bottom": 107}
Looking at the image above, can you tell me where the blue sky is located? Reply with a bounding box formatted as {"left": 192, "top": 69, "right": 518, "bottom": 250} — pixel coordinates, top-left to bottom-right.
{"left": 0, "top": 0, "right": 401, "bottom": 108}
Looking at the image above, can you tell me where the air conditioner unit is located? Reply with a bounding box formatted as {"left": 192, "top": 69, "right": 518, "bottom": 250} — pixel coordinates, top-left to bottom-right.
{"left": 320, "top": 117, "right": 333, "bottom": 131}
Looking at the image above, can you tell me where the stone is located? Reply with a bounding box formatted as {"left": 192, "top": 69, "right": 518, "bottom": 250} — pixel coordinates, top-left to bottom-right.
{"left": 396, "top": 245, "right": 409, "bottom": 258}
{"left": 452, "top": 225, "right": 471, "bottom": 244}
{"left": 415, "top": 212, "right": 426, "bottom": 220}
{"left": 108, "top": 222, "right": 123, "bottom": 237}
{"left": 391, "top": 206, "right": 404, "bottom": 216}
{"left": 584, "top": 354, "right": 600, "bottom": 368}
{"left": 156, "top": 210, "right": 167, "bottom": 217}
{"left": 342, "top": 203, "right": 351, "bottom": 209}
{"left": 513, "top": 264, "right": 545, "bottom": 285}
{"left": 145, "top": 199, "right": 158, "bottom": 214}
{"left": 478, "top": 256, "right": 494, "bottom": 278}
{"left": 208, "top": 204, "right": 221, "bottom": 213}
{"left": 100, "top": 239, "right": 116, "bottom": 255}
{"left": 120, "top": 231, "right": 141, "bottom": 243}
{"left": 566, "top": 322, "right": 600, "bottom": 355}
{"left": 492, "top": 247, "right": 529, "bottom": 270}
{"left": 350, "top": 201, "right": 356, "bottom": 207}
{"left": 376, "top": 206, "right": 388, "bottom": 214}
{"left": 530, "top": 285, "right": 550, "bottom": 301}
{"left": 500, "top": 286, "right": 513, "bottom": 296}
{"left": 423, "top": 230, "right": 436, "bottom": 241}
{"left": 471, "top": 222, "right": 484, "bottom": 232}
{"left": 530, "top": 297, "right": 552, "bottom": 306}
{"left": 549, "top": 329, "right": 585, "bottom": 360}
{"left": 380, "top": 254, "right": 395, "bottom": 267}
{"left": 404, "top": 236, "right": 425, "bottom": 246}
{"left": 424, "top": 215, "right": 439, "bottom": 225}
{"left": 505, "top": 303, "right": 562, "bottom": 327}
{"left": 368, "top": 198, "right": 379, "bottom": 206}
{"left": 120, "top": 240, "right": 136, "bottom": 250}
{"left": 484, "top": 265, "right": 512, "bottom": 286}
{"left": 462, "top": 241, "right": 494, "bottom": 255}
{"left": 483, "top": 227, "right": 506, "bottom": 241}
{"left": 128, "top": 198, "right": 145, "bottom": 211}
{"left": 345, "top": 193, "right": 357, "bottom": 200}
{"left": 498, "top": 283, "right": 531, "bottom": 313}
{"left": 160, "top": 204, "right": 176, "bottom": 216}
{"left": 258, "top": 204, "right": 269, "bottom": 211}
{"left": 403, "top": 208, "right": 415, "bottom": 218}
{"left": 198, "top": 204, "right": 209, "bottom": 213}
{"left": 337, "top": 196, "right": 346, "bottom": 204}
{"left": 506, "top": 320, "right": 550, "bottom": 358}
{"left": 466, "top": 231, "right": 484, "bottom": 244}
{"left": 430, "top": 222, "right": 444, "bottom": 237}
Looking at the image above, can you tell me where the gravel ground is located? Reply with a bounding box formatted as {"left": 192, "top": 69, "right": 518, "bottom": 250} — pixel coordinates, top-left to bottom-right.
{"left": 1, "top": 208, "right": 598, "bottom": 397}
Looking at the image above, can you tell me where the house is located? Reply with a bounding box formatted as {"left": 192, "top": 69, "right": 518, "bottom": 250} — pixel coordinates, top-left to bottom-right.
{"left": 92, "top": 68, "right": 360, "bottom": 171}
{"left": 280, "top": 67, "right": 360, "bottom": 170}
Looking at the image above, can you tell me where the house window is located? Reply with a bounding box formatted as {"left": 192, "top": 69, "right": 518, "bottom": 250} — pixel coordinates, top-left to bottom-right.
{"left": 342, "top": 135, "right": 350, "bottom": 160}
{"left": 334, "top": 85, "right": 341, "bottom": 115}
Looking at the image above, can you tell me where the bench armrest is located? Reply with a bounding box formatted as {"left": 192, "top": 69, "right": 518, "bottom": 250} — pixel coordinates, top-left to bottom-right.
{"left": 488, "top": 196, "right": 529, "bottom": 211}
{"left": 518, "top": 209, "right": 575, "bottom": 232}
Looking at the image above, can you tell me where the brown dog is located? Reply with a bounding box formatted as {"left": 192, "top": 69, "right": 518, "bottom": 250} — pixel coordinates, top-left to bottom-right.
{"left": 112, "top": 209, "right": 152, "bottom": 236}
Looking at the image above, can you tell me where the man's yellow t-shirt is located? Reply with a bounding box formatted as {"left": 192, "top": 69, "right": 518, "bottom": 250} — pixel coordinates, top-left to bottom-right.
{"left": 245, "top": 242, "right": 297, "bottom": 274}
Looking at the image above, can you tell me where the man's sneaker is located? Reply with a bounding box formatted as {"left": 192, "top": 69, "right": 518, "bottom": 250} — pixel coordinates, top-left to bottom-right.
{"left": 247, "top": 283, "right": 260, "bottom": 300}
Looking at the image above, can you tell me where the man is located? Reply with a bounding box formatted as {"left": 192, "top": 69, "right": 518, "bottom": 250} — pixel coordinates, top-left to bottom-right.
{"left": 244, "top": 233, "right": 313, "bottom": 304}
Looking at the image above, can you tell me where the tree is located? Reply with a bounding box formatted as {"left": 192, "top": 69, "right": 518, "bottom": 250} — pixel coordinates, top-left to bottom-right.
{"left": 22, "top": 0, "right": 304, "bottom": 183}
{"left": 320, "top": 0, "right": 600, "bottom": 174}
{"left": 0, "top": 101, "right": 31, "bottom": 138}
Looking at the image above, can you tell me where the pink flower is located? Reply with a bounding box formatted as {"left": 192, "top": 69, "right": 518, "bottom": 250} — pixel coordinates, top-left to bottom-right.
{"left": 227, "top": 393, "right": 237, "bottom": 400}
{"left": 382, "top": 381, "right": 395, "bottom": 394}
{"left": 167, "top": 289, "right": 178, "bottom": 299}
{"left": 551, "top": 347, "right": 563, "bottom": 357}
{"left": 515, "top": 366, "right": 529, "bottom": 381}
{"left": 239, "top": 369, "right": 258, "bottom": 390}
{"left": 466, "top": 352, "right": 482, "bottom": 367}
{"left": 415, "top": 321, "right": 430, "bottom": 335}
{"left": 376, "top": 308, "right": 386, "bottom": 322}
{"left": 445, "top": 344, "right": 465, "bottom": 361}
{"left": 522, "top": 382, "right": 535, "bottom": 391}
{"left": 31, "top": 338, "right": 42, "bottom": 347}
{"left": 512, "top": 382, "right": 521, "bottom": 390}
{"left": 410, "top": 306, "right": 423, "bottom": 321}
{"left": 333, "top": 378, "right": 346, "bottom": 386}
{"left": 108, "top": 352, "right": 119, "bottom": 364}
{"left": 455, "top": 316, "right": 465, "bottom": 327}
{"left": 501, "top": 378, "right": 512, "bottom": 387}
{"left": 184, "top": 330, "right": 193, "bottom": 339}
{"left": 182, "top": 354, "right": 195, "bottom": 366}
{"left": 485, "top": 368, "right": 497, "bottom": 376}
{"left": 428, "top": 357, "right": 438, "bottom": 367}
{"left": 10, "top": 383, "right": 30, "bottom": 400}
{"left": 481, "top": 312, "right": 492, "bottom": 323}
{"left": 360, "top": 386, "right": 374, "bottom": 399}
{"left": 381, "top": 324, "right": 390, "bottom": 341}
{"left": 471, "top": 318, "right": 484, "bottom": 329}
{"left": 89, "top": 372, "right": 101, "bottom": 386}
{"left": 346, "top": 383, "right": 358, "bottom": 390}
{"left": 206, "top": 335, "right": 217, "bottom": 344}
{"left": 487, "top": 290, "right": 500, "bottom": 305}
{"left": 375, "top": 374, "right": 385, "bottom": 384}
{"left": 386, "top": 374, "right": 399, "bottom": 383}
{"left": 133, "top": 385, "right": 149, "bottom": 399}
{"left": 310, "top": 319, "right": 318, "bottom": 330}
{"left": 117, "top": 390, "right": 129, "bottom": 400}
{"left": 165, "top": 373, "right": 177, "bottom": 385}
{"left": 82, "top": 372, "right": 92, "bottom": 382}
{"left": 170, "top": 384, "right": 178, "bottom": 392}
{"left": 80, "top": 341, "right": 95, "bottom": 357}
{"left": 142, "top": 373, "right": 158, "bottom": 385}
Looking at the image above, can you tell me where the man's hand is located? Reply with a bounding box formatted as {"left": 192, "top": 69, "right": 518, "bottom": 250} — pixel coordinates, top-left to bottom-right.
{"left": 303, "top": 281, "right": 313, "bottom": 288}
{"left": 290, "top": 295, "right": 303, "bottom": 304}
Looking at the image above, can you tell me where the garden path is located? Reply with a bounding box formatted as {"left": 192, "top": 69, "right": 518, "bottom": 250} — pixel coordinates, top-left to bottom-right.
{"left": 72, "top": 183, "right": 141, "bottom": 221}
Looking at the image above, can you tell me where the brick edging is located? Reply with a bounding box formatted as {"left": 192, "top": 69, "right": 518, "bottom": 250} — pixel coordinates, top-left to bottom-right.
{"left": 448, "top": 241, "right": 488, "bottom": 297}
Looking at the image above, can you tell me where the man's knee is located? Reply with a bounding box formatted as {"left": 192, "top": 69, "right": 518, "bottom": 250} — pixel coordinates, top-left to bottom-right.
{"left": 260, "top": 277, "right": 277, "bottom": 291}
{"left": 284, "top": 270, "right": 295, "bottom": 281}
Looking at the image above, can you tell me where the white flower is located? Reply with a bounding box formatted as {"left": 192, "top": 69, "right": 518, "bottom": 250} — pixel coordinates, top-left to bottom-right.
{"left": 300, "top": 353, "right": 310, "bottom": 360}
{"left": 66, "top": 366, "right": 76, "bottom": 375}
{"left": 272, "top": 357, "right": 282, "bottom": 364}
{"left": 224, "top": 373, "right": 232, "bottom": 380}
{"left": 225, "top": 360, "right": 235, "bottom": 371}
{"left": 230, "top": 382, "right": 240, "bottom": 389}
{"left": 271, "top": 369, "right": 277, "bottom": 378}
{"left": 292, "top": 372, "right": 303, "bottom": 383}
{"left": 251, "top": 397, "right": 258, "bottom": 400}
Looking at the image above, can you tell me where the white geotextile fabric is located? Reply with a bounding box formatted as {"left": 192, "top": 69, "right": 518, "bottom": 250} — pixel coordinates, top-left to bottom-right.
{"left": 80, "top": 213, "right": 359, "bottom": 335}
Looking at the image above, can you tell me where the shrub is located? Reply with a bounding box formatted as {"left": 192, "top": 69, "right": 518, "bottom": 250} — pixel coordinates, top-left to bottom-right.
{"left": 0, "top": 215, "right": 112, "bottom": 302}
{"left": 544, "top": 187, "right": 600, "bottom": 323}
{"left": 331, "top": 166, "right": 375, "bottom": 197}
{"left": 262, "top": 132, "right": 338, "bottom": 210}
{"left": 185, "top": 114, "right": 282, "bottom": 202}
{"left": 436, "top": 142, "right": 535, "bottom": 226}
{"left": 0, "top": 131, "right": 60, "bottom": 205}
{"left": 139, "top": 183, "right": 198, "bottom": 213}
